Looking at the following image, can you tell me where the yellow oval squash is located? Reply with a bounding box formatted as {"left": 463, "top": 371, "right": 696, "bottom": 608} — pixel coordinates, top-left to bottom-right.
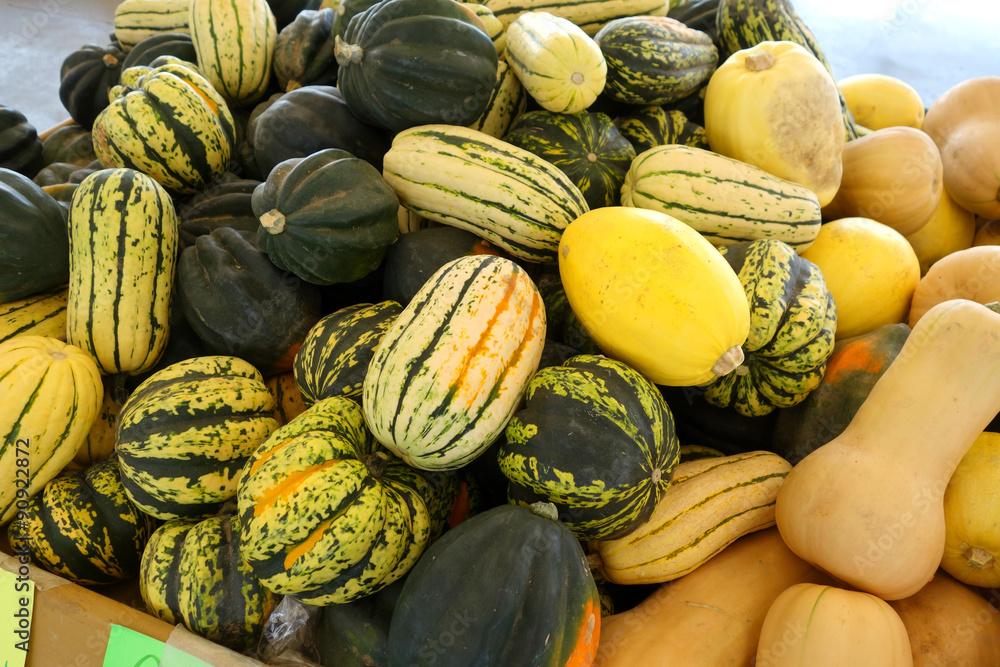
{"left": 558, "top": 206, "right": 750, "bottom": 386}
{"left": 904, "top": 189, "right": 976, "bottom": 276}
{"left": 838, "top": 73, "right": 925, "bottom": 130}
{"left": 704, "top": 40, "right": 844, "bottom": 208}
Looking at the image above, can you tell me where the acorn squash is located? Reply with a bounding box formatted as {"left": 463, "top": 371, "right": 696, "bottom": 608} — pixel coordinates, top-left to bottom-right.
{"left": 59, "top": 44, "right": 125, "bottom": 130}
{"left": 273, "top": 8, "right": 339, "bottom": 92}
{"left": 0, "top": 105, "right": 44, "bottom": 177}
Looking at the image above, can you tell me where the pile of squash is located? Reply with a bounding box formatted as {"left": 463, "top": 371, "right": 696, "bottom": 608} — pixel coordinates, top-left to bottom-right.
{"left": 1, "top": 0, "right": 999, "bottom": 664}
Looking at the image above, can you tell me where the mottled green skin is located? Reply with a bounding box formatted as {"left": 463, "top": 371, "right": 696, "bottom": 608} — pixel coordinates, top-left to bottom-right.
{"left": 294, "top": 300, "right": 402, "bottom": 406}
{"left": 139, "top": 513, "right": 277, "bottom": 651}
{"left": 614, "top": 106, "right": 709, "bottom": 154}
{"left": 499, "top": 355, "right": 679, "bottom": 540}
{"left": 7, "top": 455, "right": 158, "bottom": 585}
{"left": 715, "top": 0, "right": 860, "bottom": 140}
{"left": 503, "top": 110, "right": 636, "bottom": 209}
{"left": 703, "top": 239, "right": 837, "bottom": 417}
{"left": 594, "top": 15, "right": 718, "bottom": 105}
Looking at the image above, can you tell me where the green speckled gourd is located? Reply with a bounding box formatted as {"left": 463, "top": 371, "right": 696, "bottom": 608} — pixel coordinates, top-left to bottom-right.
{"left": 701, "top": 239, "right": 837, "bottom": 417}
{"left": 614, "top": 106, "right": 708, "bottom": 154}
{"left": 502, "top": 110, "right": 635, "bottom": 209}
{"left": 7, "top": 455, "right": 157, "bottom": 585}
{"left": 294, "top": 301, "right": 403, "bottom": 406}
{"left": 594, "top": 15, "right": 718, "bottom": 106}
{"left": 238, "top": 396, "right": 443, "bottom": 605}
{"left": 498, "top": 355, "right": 680, "bottom": 540}
{"left": 715, "top": 0, "right": 859, "bottom": 140}
{"left": 140, "top": 512, "right": 278, "bottom": 651}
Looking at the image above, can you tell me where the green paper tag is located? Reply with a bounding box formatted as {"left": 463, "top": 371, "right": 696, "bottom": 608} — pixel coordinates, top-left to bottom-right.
{"left": 102, "top": 625, "right": 165, "bottom": 667}
{"left": 0, "top": 566, "right": 34, "bottom": 667}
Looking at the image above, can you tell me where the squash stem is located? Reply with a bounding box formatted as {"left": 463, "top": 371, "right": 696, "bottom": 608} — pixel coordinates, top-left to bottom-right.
{"left": 260, "top": 209, "right": 287, "bottom": 234}
{"left": 965, "top": 546, "right": 996, "bottom": 570}
{"left": 985, "top": 301, "right": 1000, "bottom": 315}
{"left": 363, "top": 451, "right": 389, "bottom": 479}
{"left": 334, "top": 35, "right": 364, "bottom": 67}
{"left": 744, "top": 50, "right": 776, "bottom": 72}
{"left": 711, "top": 345, "right": 745, "bottom": 377}
{"left": 529, "top": 501, "right": 559, "bottom": 521}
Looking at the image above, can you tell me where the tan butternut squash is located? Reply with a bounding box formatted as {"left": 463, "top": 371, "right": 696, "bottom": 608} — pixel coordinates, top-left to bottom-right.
{"left": 775, "top": 299, "right": 1000, "bottom": 600}
{"left": 822, "top": 126, "right": 943, "bottom": 237}
{"left": 907, "top": 246, "right": 1000, "bottom": 327}
{"left": 594, "top": 528, "right": 836, "bottom": 667}
{"left": 756, "top": 583, "right": 912, "bottom": 666}
{"left": 921, "top": 76, "right": 1000, "bottom": 219}
{"left": 889, "top": 570, "right": 1000, "bottom": 666}
{"left": 941, "top": 431, "right": 1000, "bottom": 588}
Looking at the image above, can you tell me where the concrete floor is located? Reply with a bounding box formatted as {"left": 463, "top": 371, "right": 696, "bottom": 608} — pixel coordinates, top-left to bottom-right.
{"left": 0, "top": 0, "right": 997, "bottom": 133}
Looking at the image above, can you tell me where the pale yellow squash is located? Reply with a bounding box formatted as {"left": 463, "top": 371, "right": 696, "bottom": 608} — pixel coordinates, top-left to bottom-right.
{"left": 756, "top": 583, "right": 912, "bottom": 666}
{"left": 838, "top": 73, "right": 925, "bottom": 130}
{"left": 904, "top": 189, "right": 976, "bottom": 276}
{"left": 704, "top": 40, "right": 844, "bottom": 207}
{"left": 775, "top": 299, "right": 1000, "bottom": 600}
{"left": 941, "top": 431, "right": 1000, "bottom": 588}
{"left": 799, "top": 217, "right": 920, "bottom": 340}
{"left": 558, "top": 206, "right": 750, "bottom": 386}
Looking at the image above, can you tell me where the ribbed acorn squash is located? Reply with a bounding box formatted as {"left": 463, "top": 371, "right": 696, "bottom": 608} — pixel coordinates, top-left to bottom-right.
{"left": 334, "top": 0, "right": 499, "bottom": 132}
{"left": 273, "top": 8, "right": 339, "bottom": 92}
{"left": 0, "top": 106, "right": 44, "bottom": 177}
{"left": 59, "top": 44, "right": 125, "bottom": 130}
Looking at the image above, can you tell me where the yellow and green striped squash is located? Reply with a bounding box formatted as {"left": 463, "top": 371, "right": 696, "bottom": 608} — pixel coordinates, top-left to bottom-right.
{"left": 140, "top": 513, "right": 278, "bottom": 652}
{"left": 483, "top": 0, "right": 667, "bottom": 35}
{"left": 113, "top": 0, "right": 192, "bottom": 50}
{"left": 265, "top": 371, "right": 306, "bottom": 427}
{"left": 66, "top": 168, "right": 178, "bottom": 377}
{"left": 621, "top": 144, "right": 822, "bottom": 251}
{"left": 499, "top": 354, "right": 680, "bottom": 540}
{"left": 363, "top": 255, "right": 546, "bottom": 471}
{"left": 465, "top": 3, "right": 507, "bottom": 56}
{"left": 92, "top": 62, "right": 236, "bottom": 194}
{"left": 614, "top": 106, "right": 709, "bottom": 154}
{"left": 467, "top": 60, "right": 529, "bottom": 139}
{"left": 68, "top": 379, "right": 121, "bottom": 470}
{"left": 0, "top": 335, "right": 103, "bottom": 525}
{"left": 701, "top": 239, "right": 837, "bottom": 417}
{"left": 593, "top": 15, "right": 718, "bottom": 106}
{"left": 7, "top": 454, "right": 158, "bottom": 585}
{"left": 115, "top": 356, "right": 279, "bottom": 520}
{"left": 382, "top": 125, "right": 589, "bottom": 263}
{"left": 0, "top": 286, "right": 67, "bottom": 344}
{"left": 294, "top": 301, "right": 403, "bottom": 407}
{"left": 238, "top": 396, "right": 441, "bottom": 604}
{"left": 189, "top": 0, "right": 277, "bottom": 107}
{"left": 505, "top": 11, "right": 607, "bottom": 114}
{"left": 592, "top": 450, "right": 791, "bottom": 584}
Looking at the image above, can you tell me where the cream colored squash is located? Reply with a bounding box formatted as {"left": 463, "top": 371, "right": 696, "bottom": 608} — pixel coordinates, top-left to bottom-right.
{"left": 704, "top": 40, "right": 844, "bottom": 207}
{"left": 775, "top": 299, "right": 1000, "bottom": 600}
{"left": 907, "top": 246, "right": 1000, "bottom": 327}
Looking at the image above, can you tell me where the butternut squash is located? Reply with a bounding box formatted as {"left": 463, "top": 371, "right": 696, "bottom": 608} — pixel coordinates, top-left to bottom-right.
{"left": 888, "top": 570, "right": 1000, "bottom": 666}
{"left": 907, "top": 246, "right": 1000, "bottom": 327}
{"left": 756, "top": 583, "right": 912, "bottom": 666}
{"left": 775, "top": 299, "right": 1000, "bottom": 600}
{"left": 821, "top": 126, "right": 943, "bottom": 237}
{"left": 594, "top": 528, "right": 836, "bottom": 667}
{"left": 941, "top": 431, "right": 1000, "bottom": 588}
{"left": 921, "top": 76, "right": 1000, "bottom": 219}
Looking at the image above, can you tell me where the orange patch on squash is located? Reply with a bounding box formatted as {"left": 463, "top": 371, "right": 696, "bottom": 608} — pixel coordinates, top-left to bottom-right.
{"left": 283, "top": 516, "right": 334, "bottom": 570}
{"left": 820, "top": 337, "right": 892, "bottom": 386}
{"left": 564, "top": 597, "right": 600, "bottom": 667}
{"left": 254, "top": 459, "right": 341, "bottom": 516}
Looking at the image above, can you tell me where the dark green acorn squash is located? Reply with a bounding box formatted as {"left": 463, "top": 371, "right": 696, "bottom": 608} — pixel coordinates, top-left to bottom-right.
{"left": 502, "top": 111, "right": 636, "bottom": 210}
{"left": 334, "top": 0, "right": 499, "bottom": 133}
{"left": 7, "top": 454, "right": 158, "bottom": 586}
{"left": 702, "top": 239, "right": 837, "bottom": 417}
{"left": 594, "top": 16, "right": 718, "bottom": 106}
{"left": 667, "top": 0, "right": 720, "bottom": 42}
{"left": 772, "top": 323, "right": 910, "bottom": 464}
{"left": 59, "top": 44, "right": 126, "bottom": 129}
{"left": 177, "top": 179, "right": 262, "bottom": 247}
{"left": 266, "top": 0, "right": 323, "bottom": 30}
{"left": 614, "top": 106, "right": 709, "bottom": 154}
{"left": 140, "top": 512, "right": 278, "bottom": 651}
{"left": 316, "top": 575, "right": 406, "bottom": 667}
{"left": 382, "top": 226, "right": 503, "bottom": 306}
{"left": 120, "top": 32, "right": 198, "bottom": 71}
{"left": 273, "top": 8, "right": 339, "bottom": 92}
{"left": 41, "top": 182, "right": 80, "bottom": 213}
{"left": 499, "top": 355, "right": 680, "bottom": 540}
{"left": 252, "top": 148, "right": 399, "bottom": 285}
{"left": 0, "top": 105, "right": 44, "bottom": 177}
{"left": 176, "top": 227, "right": 323, "bottom": 376}
{"left": 41, "top": 124, "right": 97, "bottom": 167}
{"left": 294, "top": 300, "right": 402, "bottom": 406}
{"left": 33, "top": 162, "right": 79, "bottom": 187}
{"left": 247, "top": 85, "right": 391, "bottom": 176}
{"left": 330, "top": 0, "right": 379, "bottom": 40}
{"left": 387, "top": 503, "right": 601, "bottom": 667}
{"left": 0, "top": 168, "right": 69, "bottom": 302}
